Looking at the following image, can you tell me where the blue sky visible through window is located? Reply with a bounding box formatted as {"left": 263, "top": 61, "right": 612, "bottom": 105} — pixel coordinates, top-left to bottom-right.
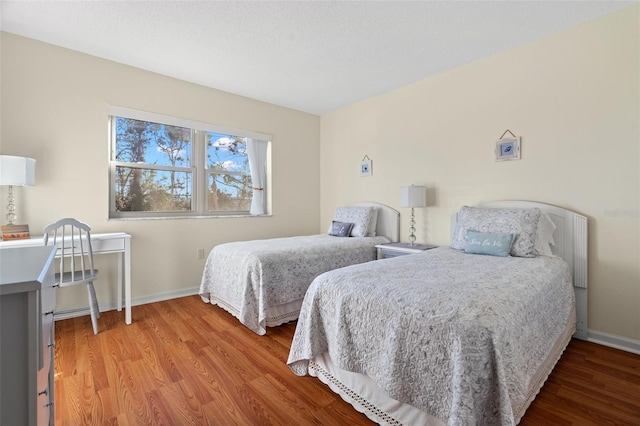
{"left": 207, "top": 133, "right": 248, "bottom": 173}
{"left": 207, "top": 133, "right": 250, "bottom": 202}
{"left": 114, "top": 117, "right": 252, "bottom": 212}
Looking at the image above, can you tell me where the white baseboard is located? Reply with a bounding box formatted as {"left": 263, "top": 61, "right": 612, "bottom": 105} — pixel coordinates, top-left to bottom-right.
{"left": 588, "top": 330, "right": 640, "bottom": 355}
{"left": 53, "top": 286, "right": 200, "bottom": 321}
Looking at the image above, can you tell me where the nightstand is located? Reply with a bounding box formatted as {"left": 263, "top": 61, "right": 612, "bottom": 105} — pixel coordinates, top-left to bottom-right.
{"left": 375, "top": 242, "right": 438, "bottom": 259}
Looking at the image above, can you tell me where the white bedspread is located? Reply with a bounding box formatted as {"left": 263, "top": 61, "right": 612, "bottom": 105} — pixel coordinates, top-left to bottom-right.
{"left": 287, "top": 247, "right": 575, "bottom": 425}
{"left": 199, "top": 234, "right": 389, "bottom": 335}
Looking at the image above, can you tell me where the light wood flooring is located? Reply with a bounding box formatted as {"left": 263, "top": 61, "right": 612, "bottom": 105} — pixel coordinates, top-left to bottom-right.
{"left": 54, "top": 295, "right": 640, "bottom": 425}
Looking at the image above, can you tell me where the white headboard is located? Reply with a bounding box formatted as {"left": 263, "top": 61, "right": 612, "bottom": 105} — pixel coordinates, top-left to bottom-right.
{"left": 349, "top": 202, "right": 400, "bottom": 242}
{"left": 450, "top": 200, "right": 588, "bottom": 339}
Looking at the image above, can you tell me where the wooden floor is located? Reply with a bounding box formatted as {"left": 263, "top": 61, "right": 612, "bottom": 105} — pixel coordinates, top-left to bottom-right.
{"left": 54, "top": 296, "right": 640, "bottom": 425}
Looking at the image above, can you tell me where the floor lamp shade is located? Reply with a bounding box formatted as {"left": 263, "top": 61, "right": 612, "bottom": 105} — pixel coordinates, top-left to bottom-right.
{"left": 400, "top": 185, "right": 426, "bottom": 208}
{"left": 0, "top": 156, "right": 36, "bottom": 187}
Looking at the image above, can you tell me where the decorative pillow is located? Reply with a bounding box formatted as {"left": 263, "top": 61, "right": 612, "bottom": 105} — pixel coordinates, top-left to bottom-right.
{"left": 366, "top": 207, "right": 379, "bottom": 237}
{"left": 451, "top": 206, "right": 542, "bottom": 257}
{"left": 465, "top": 231, "right": 516, "bottom": 257}
{"left": 328, "top": 221, "right": 354, "bottom": 237}
{"left": 534, "top": 211, "right": 556, "bottom": 256}
{"left": 328, "top": 206, "right": 376, "bottom": 237}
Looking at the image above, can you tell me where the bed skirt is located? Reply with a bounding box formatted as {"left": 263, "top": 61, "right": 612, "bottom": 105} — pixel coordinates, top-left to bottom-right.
{"left": 308, "top": 305, "right": 576, "bottom": 425}
{"left": 203, "top": 294, "right": 303, "bottom": 332}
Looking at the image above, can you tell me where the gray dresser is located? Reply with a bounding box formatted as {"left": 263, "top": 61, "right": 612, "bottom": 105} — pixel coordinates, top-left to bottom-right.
{"left": 0, "top": 245, "right": 57, "bottom": 425}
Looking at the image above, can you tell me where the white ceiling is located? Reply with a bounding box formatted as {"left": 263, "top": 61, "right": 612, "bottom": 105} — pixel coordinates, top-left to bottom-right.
{"left": 1, "top": 1, "right": 633, "bottom": 115}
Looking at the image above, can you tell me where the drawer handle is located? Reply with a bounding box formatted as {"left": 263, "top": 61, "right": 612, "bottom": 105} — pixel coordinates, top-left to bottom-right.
{"left": 38, "top": 388, "right": 48, "bottom": 396}
{"left": 45, "top": 402, "right": 54, "bottom": 408}
{"left": 44, "top": 310, "right": 55, "bottom": 316}
{"left": 48, "top": 342, "right": 56, "bottom": 348}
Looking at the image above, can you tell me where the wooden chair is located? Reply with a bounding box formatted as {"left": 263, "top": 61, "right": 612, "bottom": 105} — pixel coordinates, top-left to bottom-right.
{"left": 43, "top": 218, "right": 100, "bottom": 334}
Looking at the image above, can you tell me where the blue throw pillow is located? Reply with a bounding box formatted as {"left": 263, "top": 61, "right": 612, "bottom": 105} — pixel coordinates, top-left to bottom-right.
{"left": 329, "top": 221, "right": 354, "bottom": 237}
{"left": 465, "top": 231, "right": 516, "bottom": 257}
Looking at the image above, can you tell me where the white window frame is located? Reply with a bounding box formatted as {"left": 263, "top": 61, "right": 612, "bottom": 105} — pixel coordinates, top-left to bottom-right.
{"left": 108, "top": 106, "right": 271, "bottom": 219}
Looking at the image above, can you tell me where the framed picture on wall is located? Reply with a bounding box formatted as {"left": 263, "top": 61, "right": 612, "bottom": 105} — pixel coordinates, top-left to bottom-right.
{"left": 495, "top": 137, "right": 521, "bottom": 161}
{"left": 360, "top": 159, "right": 372, "bottom": 176}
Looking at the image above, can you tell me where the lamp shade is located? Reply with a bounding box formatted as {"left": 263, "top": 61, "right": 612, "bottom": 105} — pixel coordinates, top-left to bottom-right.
{"left": 400, "top": 185, "right": 426, "bottom": 208}
{"left": 0, "top": 156, "right": 36, "bottom": 186}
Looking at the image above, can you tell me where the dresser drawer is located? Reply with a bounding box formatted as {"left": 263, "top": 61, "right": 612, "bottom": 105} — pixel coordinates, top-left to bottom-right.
{"left": 38, "top": 253, "right": 56, "bottom": 426}
{"left": 36, "top": 348, "right": 53, "bottom": 426}
{"left": 39, "top": 261, "right": 56, "bottom": 372}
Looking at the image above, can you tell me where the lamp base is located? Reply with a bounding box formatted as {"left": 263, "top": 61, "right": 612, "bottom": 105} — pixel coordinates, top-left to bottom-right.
{"left": 1, "top": 224, "right": 30, "bottom": 240}
{"left": 408, "top": 207, "right": 417, "bottom": 246}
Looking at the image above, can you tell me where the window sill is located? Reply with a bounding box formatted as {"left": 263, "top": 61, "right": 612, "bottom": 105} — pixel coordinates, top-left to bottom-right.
{"left": 108, "top": 214, "right": 272, "bottom": 221}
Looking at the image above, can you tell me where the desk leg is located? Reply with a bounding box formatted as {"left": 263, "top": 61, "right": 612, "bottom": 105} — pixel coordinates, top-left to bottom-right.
{"left": 117, "top": 254, "right": 123, "bottom": 312}
{"left": 124, "top": 238, "right": 132, "bottom": 324}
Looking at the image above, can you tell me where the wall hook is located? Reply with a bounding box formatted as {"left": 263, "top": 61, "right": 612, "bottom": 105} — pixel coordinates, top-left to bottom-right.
{"left": 499, "top": 129, "right": 516, "bottom": 140}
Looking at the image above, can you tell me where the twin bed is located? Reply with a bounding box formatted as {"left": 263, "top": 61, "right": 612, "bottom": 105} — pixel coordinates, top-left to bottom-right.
{"left": 287, "top": 200, "right": 587, "bottom": 425}
{"left": 200, "top": 200, "right": 587, "bottom": 425}
{"left": 199, "top": 202, "right": 400, "bottom": 335}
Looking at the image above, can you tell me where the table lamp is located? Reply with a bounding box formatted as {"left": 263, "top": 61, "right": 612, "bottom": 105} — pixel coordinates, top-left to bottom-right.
{"left": 0, "top": 155, "right": 36, "bottom": 239}
{"left": 400, "top": 185, "right": 426, "bottom": 246}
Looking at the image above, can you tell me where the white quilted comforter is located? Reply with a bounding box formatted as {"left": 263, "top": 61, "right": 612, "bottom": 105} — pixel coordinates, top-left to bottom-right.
{"left": 199, "top": 234, "right": 389, "bottom": 335}
{"left": 288, "top": 247, "right": 575, "bottom": 425}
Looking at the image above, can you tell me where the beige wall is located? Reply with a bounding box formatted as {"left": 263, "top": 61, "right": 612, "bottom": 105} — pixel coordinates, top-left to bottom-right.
{"left": 320, "top": 5, "right": 640, "bottom": 341}
{"left": 1, "top": 33, "right": 321, "bottom": 311}
{"left": 1, "top": 6, "right": 638, "bottom": 343}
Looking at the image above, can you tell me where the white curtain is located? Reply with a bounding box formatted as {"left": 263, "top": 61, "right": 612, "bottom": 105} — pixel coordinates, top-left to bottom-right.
{"left": 246, "top": 138, "right": 268, "bottom": 215}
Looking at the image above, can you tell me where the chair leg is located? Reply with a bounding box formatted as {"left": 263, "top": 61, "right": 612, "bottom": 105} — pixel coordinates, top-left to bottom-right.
{"left": 90, "top": 284, "right": 101, "bottom": 319}
{"left": 87, "top": 282, "right": 100, "bottom": 334}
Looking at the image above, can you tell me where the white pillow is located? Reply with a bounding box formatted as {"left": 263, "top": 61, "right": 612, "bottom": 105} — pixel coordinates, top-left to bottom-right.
{"left": 329, "top": 206, "right": 377, "bottom": 237}
{"left": 366, "top": 207, "right": 379, "bottom": 237}
{"left": 534, "top": 212, "right": 556, "bottom": 256}
{"left": 451, "top": 206, "right": 542, "bottom": 258}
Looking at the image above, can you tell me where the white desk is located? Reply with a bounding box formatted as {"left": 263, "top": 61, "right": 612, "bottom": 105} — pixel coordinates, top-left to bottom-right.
{"left": 0, "top": 232, "right": 132, "bottom": 325}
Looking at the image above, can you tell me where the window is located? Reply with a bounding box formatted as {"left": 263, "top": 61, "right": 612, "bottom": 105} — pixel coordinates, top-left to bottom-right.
{"left": 206, "top": 134, "right": 251, "bottom": 212}
{"left": 109, "top": 107, "right": 270, "bottom": 219}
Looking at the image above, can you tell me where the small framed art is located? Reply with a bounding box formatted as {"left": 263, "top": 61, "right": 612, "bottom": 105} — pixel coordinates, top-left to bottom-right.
{"left": 360, "top": 159, "right": 372, "bottom": 176}
{"left": 495, "top": 137, "right": 521, "bottom": 161}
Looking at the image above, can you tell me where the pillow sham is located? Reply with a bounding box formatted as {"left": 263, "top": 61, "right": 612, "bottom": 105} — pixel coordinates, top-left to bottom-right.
{"left": 465, "top": 231, "right": 516, "bottom": 257}
{"left": 451, "top": 206, "right": 541, "bottom": 257}
{"left": 328, "top": 221, "right": 354, "bottom": 237}
{"left": 366, "top": 207, "right": 379, "bottom": 237}
{"left": 329, "top": 206, "right": 377, "bottom": 237}
{"left": 534, "top": 211, "right": 556, "bottom": 256}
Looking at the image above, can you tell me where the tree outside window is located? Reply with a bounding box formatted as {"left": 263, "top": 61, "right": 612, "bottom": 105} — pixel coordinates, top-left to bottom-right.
{"left": 206, "top": 133, "right": 252, "bottom": 212}
{"left": 109, "top": 113, "right": 266, "bottom": 219}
